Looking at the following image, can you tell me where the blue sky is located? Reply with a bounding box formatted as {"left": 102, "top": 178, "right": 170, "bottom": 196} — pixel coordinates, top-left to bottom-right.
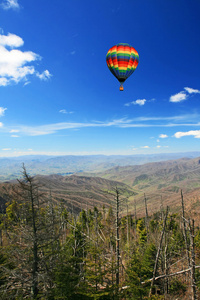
{"left": 0, "top": 0, "right": 200, "bottom": 157}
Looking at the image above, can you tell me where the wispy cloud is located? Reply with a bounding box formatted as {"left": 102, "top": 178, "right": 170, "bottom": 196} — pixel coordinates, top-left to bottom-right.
{"left": 59, "top": 109, "right": 74, "bottom": 114}
{"left": 1, "top": 113, "right": 199, "bottom": 137}
{"left": 36, "top": 70, "right": 52, "bottom": 81}
{"left": 184, "top": 87, "right": 200, "bottom": 94}
{"left": 134, "top": 115, "right": 195, "bottom": 122}
{"left": 0, "top": 122, "right": 3, "bottom": 127}
{"left": 159, "top": 134, "right": 168, "bottom": 138}
{"left": 0, "top": 32, "right": 51, "bottom": 86}
{"left": 125, "top": 99, "right": 147, "bottom": 106}
{"left": 1, "top": 0, "right": 19, "bottom": 10}
{"left": 0, "top": 107, "right": 7, "bottom": 116}
{"left": 174, "top": 130, "right": 200, "bottom": 139}
{"left": 141, "top": 146, "right": 149, "bottom": 149}
{"left": 170, "top": 87, "right": 200, "bottom": 103}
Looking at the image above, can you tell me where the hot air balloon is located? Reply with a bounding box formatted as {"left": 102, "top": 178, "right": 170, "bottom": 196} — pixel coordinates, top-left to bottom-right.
{"left": 106, "top": 43, "right": 139, "bottom": 91}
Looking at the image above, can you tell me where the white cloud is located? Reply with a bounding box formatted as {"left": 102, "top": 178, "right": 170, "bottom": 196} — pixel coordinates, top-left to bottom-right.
{"left": 0, "top": 78, "right": 8, "bottom": 86}
{"left": 59, "top": 109, "right": 74, "bottom": 114}
{"left": 125, "top": 99, "right": 146, "bottom": 106}
{"left": 156, "top": 145, "right": 161, "bottom": 148}
{"left": 0, "top": 32, "right": 23, "bottom": 47}
{"left": 169, "top": 92, "right": 187, "bottom": 103}
{"left": 2, "top": 113, "right": 200, "bottom": 137}
{"left": 36, "top": 70, "right": 52, "bottom": 81}
{"left": 0, "top": 32, "right": 51, "bottom": 86}
{"left": 135, "top": 99, "right": 146, "bottom": 106}
{"left": 10, "top": 129, "right": 19, "bottom": 133}
{"left": 141, "top": 146, "right": 149, "bottom": 149}
{"left": 159, "top": 134, "right": 168, "bottom": 138}
{"left": 0, "top": 107, "right": 7, "bottom": 116}
{"left": 184, "top": 87, "right": 200, "bottom": 94}
{"left": 23, "top": 81, "right": 30, "bottom": 86}
{"left": 2, "top": 148, "right": 11, "bottom": 150}
{"left": 0, "top": 122, "right": 3, "bottom": 127}
{"left": 1, "top": 0, "right": 20, "bottom": 10}
{"left": 169, "top": 87, "right": 200, "bottom": 103}
{"left": 174, "top": 130, "right": 200, "bottom": 139}
{"left": 11, "top": 134, "right": 19, "bottom": 137}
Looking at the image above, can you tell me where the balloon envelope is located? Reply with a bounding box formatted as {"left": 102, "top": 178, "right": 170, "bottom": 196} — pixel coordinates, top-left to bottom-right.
{"left": 106, "top": 43, "right": 139, "bottom": 89}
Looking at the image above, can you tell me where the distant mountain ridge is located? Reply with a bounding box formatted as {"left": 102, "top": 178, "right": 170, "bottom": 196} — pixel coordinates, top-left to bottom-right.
{"left": 0, "top": 152, "right": 200, "bottom": 182}
{"left": 1, "top": 155, "right": 200, "bottom": 219}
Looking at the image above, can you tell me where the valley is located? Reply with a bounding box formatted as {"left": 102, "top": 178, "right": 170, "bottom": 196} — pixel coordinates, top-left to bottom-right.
{"left": 1, "top": 154, "right": 200, "bottom": 221}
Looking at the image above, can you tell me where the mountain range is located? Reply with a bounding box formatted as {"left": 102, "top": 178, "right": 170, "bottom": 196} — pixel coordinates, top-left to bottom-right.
{"left": 0, "top": 151, "right": 200, "bottom": 182}
{"left": 78, "top": 156, "right": 200, "bottom": 219}
{"left": 0, "top": 153, "right": 200, "bottom": 220}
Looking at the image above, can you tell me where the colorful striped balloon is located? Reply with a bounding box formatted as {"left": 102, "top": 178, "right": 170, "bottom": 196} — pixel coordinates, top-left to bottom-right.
{"left": 106, "top": 43, "right": 139, "bottom": 91}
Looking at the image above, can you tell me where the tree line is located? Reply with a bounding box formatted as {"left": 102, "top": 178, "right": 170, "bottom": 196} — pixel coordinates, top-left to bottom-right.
{"left": 0, "top": 166, "right": 200, "bottom": 299}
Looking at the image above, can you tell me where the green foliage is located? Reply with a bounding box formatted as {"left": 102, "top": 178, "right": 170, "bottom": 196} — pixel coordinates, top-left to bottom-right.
{"left": 5, "top": 200, "right": 21, "bottom": 224}
{"left": 169, "top": 278, "right": 187, "bottom": 295}
{"left": 0, "top": 250, "right": 8, "bottom": 288}
{"left": 147, "top": 296, "right": 165, "bottom": 300}
{"left": 136, "top": 218, "right": 147, "bottom": 244}
{"left": 54, "top": 231, "right": 86, "bottom": 299}
{"left": 194, "top": 229, "right": 200, "bottom": 249}
{"left": 195, "top": 269, "right": 200, "bottom": 290}
{"left": 127, "top": 243, "right": 157, "bottom": 299}
{"left": 149, "top": 218, "right": 159, "bottom": 233}
{"left": 79, "top": 209, "right": 87, "bottom": 230}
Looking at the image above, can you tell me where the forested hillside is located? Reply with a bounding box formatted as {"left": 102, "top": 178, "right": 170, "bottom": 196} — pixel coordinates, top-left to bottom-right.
{"left": 78, "top": 157, "right": 200, "bottom": 220}
{"left": 0, "top": 174, "right": 134, "bottom": 214}
{"left": 0, "top": 167, "right": 200, "bottom": 299}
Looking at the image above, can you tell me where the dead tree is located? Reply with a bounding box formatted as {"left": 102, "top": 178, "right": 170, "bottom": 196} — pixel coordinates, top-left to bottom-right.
{"left": 149, "top": 206, "right": 169, "bottom": 297}
{"left": 107, "top": 187, "right": 125, "bottom": 293}
{"left": 144, "top": 193, "right": 149, "bottom": 236}
{"left": 18, "top": 165, "right": 40, "bottom": 298}
{"left": 115, "top": 188, "right": 120, "bottom": 288}
{"left": 189, "top": 219, "right": 197, "bottom": 300}
{"left": 181, "top": 190, "right": 191, "bottom": 267}
{"left": 126, "top": 199, "right": 129, "bottom": 250}
{"left": 134, "top": 199, "right": 137, "bottom": 238}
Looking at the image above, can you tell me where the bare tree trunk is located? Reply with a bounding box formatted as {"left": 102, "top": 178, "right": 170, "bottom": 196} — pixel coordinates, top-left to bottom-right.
{"left": 144, "top": 193, "right": 149, "bottom": 238}
{"left": 115, "top": 188, "right": 120, "bottom": 288}
{"left": 134, "top": 199, "right": 137, "bottom": 238}
{"left": 126, "top": 200, "right": 129, "bottom": 249}
{"left": 149, "top": 206, "right": 169, "bottom": 297}
{"left": 160, "top": 195, "right": 164, "bottom": 221}
{"left": 0, "top": 227, "right": 2, "bottom": 246}
{"left": 21, "top": 166, "right": 39, "bottom": 298}
{"left": 142, "top": 265, "right": 200, "bottom": 284}
{"left": 189, "top": 219, "right": 197, "bottom": 300}
{"left": 181, "top": 190, "right": 191, "bottom": 267}
{"left": 164, "top": 244, "right": 169, "bottom": 297}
